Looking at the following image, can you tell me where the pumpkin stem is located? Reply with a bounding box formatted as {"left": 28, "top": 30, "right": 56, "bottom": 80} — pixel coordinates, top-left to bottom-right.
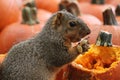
{"left": 22, "top": 0, "right": 39, "bottom": 25}
{"left": 91, "top": 0, "right": 104, "bottom": 4}
{"left": 115, "top": 4, "right": 120, "bottom": 16}
{"left": 103, "top": 8, "right": 118, "bottom": 25}
{"left": 95, "top": 31, "right": 112, "bottom": 47}
{"left": 59, "top": 0, "right": 80, "bottom": 16}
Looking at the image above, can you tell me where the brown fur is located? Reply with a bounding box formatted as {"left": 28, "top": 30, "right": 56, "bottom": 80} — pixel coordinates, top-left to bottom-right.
{"left": 0, "top": 10, "right": 90, "bottom": 80}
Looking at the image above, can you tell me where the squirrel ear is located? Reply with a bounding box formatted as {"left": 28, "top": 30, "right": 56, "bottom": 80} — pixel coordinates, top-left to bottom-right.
{"left": 67, "top": 3, "right": 80, "bottom": 16}
{"left": 52, "top": 12, "right": 63, "bottom": 27}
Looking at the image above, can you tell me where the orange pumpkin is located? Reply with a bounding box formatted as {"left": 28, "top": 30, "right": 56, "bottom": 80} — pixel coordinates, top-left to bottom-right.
{"left": 79, "top": 14, "right": 102, "bottom": 26}
{"left": 56, "top": 31, "right": 120, "bottom": 80}
{"left": 78, "top": 0, "right": 91, "bottom": 3}
{"left": 78, "top": 0, "right": 115, "bottom": 21}
{"left": 115, "top": 4, "right": 120, "bottom": 25}
{"left": 88, "top": 8, "right": 120, "bottom": 45}
{"left": 35, "top": 0, "right": 60, "bottom": 13}
{"left": 0, "top": 0, "right": 22, "bottom": 31}
{"left": 106, "top": 0, "right": 120, "bottom": 6}
{"left": 0, "top": 1, "right": 51, "bottom": 53}
{"left": 35, "top": 9, "right": 52, "bottom": 26}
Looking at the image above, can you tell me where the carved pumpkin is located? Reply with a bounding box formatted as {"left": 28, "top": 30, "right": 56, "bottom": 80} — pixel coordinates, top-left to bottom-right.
{"left": 56, "top": 31, "right": 120, "bottom": 80}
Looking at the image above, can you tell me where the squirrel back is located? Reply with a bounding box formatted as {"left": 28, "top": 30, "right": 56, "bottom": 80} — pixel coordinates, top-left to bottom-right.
{"left": 0, "top": 10, "right": 90, "bottom": 80}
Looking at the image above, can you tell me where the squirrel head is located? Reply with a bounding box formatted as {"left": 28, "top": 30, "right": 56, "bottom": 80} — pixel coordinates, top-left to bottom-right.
{"left": 50, "top": 10, "right": 91, "bottom": 43}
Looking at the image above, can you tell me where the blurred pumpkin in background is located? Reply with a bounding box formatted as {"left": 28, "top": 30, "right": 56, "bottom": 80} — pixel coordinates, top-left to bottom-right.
{"left": 115, "top": 4, "right": 120, "bottom": 24}
{"left": 106, "top": 0, "right": 120, "bottom": 7}
{"left": 79, "top": 14, "right": 102, "bottom": 26}
{"left": 0, "top": 0, "right": 22, "bottom": 31}
{"left": 0, "top": 0, "right": 52, "bottom": 54}
{"left": 78, "top": 0, "right": 115, "bottom": 21}
{"left": 88, "top": 8, "right": 120, "bottom": 45}
{"left": 35, "top": 0, "right": 61, "bottom": 13}
{"left": 78, "top": 0, "right": 91, "bottom": 3}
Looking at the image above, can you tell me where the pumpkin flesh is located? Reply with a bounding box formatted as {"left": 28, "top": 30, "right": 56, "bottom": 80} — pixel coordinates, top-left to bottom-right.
{"left": 75, "top": 45, "right": 120, "bottom": 73}
{"left": 70, "top": 44, "right": 120, "bottom": 80}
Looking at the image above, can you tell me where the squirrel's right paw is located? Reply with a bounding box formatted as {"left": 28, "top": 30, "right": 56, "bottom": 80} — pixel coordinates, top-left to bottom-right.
{"left": 77, "top": 38, "right": 90, "bottom": 53}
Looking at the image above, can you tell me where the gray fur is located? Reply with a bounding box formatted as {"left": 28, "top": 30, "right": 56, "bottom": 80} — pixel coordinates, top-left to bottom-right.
{"left": 0, "top": 10, "right": 90, "bottom": 80}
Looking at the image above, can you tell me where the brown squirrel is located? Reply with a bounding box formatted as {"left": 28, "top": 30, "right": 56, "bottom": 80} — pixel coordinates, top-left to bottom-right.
{"left": 0, "top": 10, "right": 90, "bottom": 80}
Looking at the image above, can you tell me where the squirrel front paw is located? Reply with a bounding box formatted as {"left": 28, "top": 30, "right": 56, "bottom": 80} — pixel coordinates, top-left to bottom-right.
{"left": 77, "top": 38, "right": 90, "bottom": 53}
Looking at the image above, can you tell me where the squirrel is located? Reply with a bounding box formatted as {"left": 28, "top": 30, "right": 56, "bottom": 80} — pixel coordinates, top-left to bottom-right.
{"left": 0, "top": 10, "right": 90, "bottom": 80}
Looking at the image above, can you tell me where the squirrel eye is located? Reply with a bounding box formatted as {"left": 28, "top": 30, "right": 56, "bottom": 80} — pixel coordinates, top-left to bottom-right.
{"left": 69, "top": 21, "right": 77, "bottom": 27}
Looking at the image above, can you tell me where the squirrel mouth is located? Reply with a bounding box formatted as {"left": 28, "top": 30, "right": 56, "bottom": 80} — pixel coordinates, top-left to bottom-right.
{"left": 72, "top": 36, "right": 89, "bottom": 43}
{"left": 71, "top": 37, "right": 81, "bottom": 42}
{"left": 72, "top": 36, "right": 89, "bottom": 48}
{"left": 71, "top": 37, "right": 82, "bottom": 43}
{"left": 69, "top": 32, "right": 90, "bottom": 43}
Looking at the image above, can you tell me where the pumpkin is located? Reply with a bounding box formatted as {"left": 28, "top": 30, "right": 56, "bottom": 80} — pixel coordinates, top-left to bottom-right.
{"left": 35, "top": 0, "right": 60, "bottom": 13}
{"left": 0, "top": 0, "right": 22, "bottom": 31}
{"left": 106, "top": 0, "right": 120, "bottom": 6}
{"left": 0, "top": 1, "right": 51, "bottom": 54}
{"left": 79, "top": 14, "right": 102, "bottom": 26}
{"left": 59, "top": 0, "right": 102, "bottom": 26}
{"left": 56, "top": 31, "right": 120, "bottom": 80}
{"left": 88, "top": 8, "right": 120, "bottom": 45}
{"left": 78, "top": 0, "right": 115, "bottom": 21}
{"left": 78, "top": 0, "right": 91, "bottom": 3}
{"left": 115, "top": 4, "right": 120, "bottom": 25}
{"left": 37, "top": 9, "right": 52, "bottom": 24}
